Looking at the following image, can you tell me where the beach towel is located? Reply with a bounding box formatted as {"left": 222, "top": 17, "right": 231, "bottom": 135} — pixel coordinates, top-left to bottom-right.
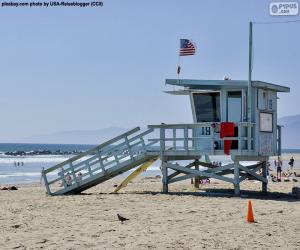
{"left": 220, "top": 122, "right": 235, "bottom": 155}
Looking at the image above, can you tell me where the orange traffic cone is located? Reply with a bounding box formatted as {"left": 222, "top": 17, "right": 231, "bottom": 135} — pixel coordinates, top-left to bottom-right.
{"left": 246, "top": 200, "right": 255, "bottom": 223}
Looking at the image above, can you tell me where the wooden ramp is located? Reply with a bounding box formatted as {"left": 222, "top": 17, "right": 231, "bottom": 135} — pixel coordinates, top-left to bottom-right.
{"left": 42, "top": 127, "right": 158, "bottom": 195}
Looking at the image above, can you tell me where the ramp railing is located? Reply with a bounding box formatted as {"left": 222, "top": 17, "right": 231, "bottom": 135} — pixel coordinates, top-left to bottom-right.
{"left": 42, "top": 127, "right": 156, "bottom": 195}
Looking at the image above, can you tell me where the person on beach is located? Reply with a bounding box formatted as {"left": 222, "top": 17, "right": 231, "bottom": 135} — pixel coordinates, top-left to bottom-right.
{"left": 289, "top": 156, "right": 294, "bottom": 170}
{"left": 77, "top": 172, "right": 83, "bottom": 183}
{"left": 266, "top": 161, "right": 272, "bottom": 181}
{"left": 65, "top": 172, "right": 72, "bottom": 186}
{"left": 276, "top": 156, "right": 283, "bottom": 181}
{"left": 294, "top": 172, "right": 300, "bottom": 177}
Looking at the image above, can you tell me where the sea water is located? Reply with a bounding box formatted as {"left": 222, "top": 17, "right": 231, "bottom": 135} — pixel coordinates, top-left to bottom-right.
{"left": 0, "top": 143, "right": 93, "bottom": 185}
{"left": 0, "top": 143, "right": 299, "bottom": 185}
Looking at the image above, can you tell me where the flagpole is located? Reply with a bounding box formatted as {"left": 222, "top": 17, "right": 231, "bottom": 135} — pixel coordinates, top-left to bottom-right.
{"left": 177, "top": 53, "right": 181, "bottom": 85}
{"left": 248, "top": 21, "right": 253, "bottom": 123}
{"left": 177, "top": 38, "right": 181, "bottom": 85}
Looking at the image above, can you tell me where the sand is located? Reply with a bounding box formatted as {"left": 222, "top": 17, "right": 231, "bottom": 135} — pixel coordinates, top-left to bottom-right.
{"left": 0, "top": 174, "right": 299, "bottom": 250}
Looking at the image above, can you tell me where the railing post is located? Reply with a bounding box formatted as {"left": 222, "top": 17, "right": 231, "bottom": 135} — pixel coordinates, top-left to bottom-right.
{"left": 69, "top": 162, "right": 78, "bottom": 186}
{"left": 97, "top": 150, "right": 106, "bottom": 173}
{"left": 160, "top": 127, "right": 165, "bottom": 157}
{"left": 247, "top": 124, "right": 252, "bottom": 151}
{"left": 184, "top": 127, "right": 188, "bottom": 151}
{"left": 114, "top": 153, "right": 120, "bottom": 164}
{"left": 125, "top": 136, "right": 134, "bottom": 160}
{"left": 238, "top": 123, "right": 242, "bottom": 153}
{"left": 41, "top": 168, "right": 51, "bottom": 195}
{"left": 86, "top": 162, "right": 93, "bottom": 176}
{"left": 58, "top": 167, "right": 67, "bottom": 189}
{"left": 140, "top": 137, "right": 146, "bottom": 150}
{"left": 210, "top": 124, "right": 215, "bottom": 155}
{"left": 173, "top": 128, "right": 176, "bottom": 150}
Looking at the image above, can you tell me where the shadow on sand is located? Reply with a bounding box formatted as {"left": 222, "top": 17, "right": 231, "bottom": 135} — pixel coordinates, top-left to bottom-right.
{"left": 77, "top": 189, "right": 299, "bottom": 202}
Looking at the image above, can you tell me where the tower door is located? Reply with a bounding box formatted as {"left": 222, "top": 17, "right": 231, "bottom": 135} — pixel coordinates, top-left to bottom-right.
{"left": 227, "top": 91, "right": 242, "bottom": 122}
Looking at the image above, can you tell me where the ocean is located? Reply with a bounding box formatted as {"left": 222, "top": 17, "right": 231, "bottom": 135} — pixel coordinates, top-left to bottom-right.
{"left": 0, "top": 143, "right": 299, "bottom": 185}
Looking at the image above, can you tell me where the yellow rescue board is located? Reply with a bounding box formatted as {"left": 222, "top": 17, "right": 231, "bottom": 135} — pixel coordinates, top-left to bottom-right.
{"left": 113, "top": 157, "right": 158, "bottom": 193}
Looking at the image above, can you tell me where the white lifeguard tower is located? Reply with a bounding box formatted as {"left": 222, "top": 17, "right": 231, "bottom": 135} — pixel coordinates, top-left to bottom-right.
{"left": 151, "top": 78, "right": 290, "bottom": 194}
{"left": 41, "top": 77, "right": 289, "bottom": 196}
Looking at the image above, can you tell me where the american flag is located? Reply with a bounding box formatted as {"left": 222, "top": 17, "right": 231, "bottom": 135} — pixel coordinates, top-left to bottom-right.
{"left": 179, "top": 39, "right": 196, "bottom": 56}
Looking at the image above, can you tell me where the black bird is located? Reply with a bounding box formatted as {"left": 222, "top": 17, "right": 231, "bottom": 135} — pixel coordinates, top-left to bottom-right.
{"left": 117, "top": 214, "right": 129, "bottom": 223}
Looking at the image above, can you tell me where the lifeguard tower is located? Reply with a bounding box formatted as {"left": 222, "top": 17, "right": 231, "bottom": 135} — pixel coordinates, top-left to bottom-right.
{"left": 41, "top": 78, "right": 289, "bottom": 196}
{"left": 155, "top": 78, "right": 290, "bottom": 194}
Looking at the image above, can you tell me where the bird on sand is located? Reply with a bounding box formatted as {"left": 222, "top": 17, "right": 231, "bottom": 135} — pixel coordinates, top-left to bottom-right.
{"left": 117, "top": 214, "right": 129, "bottom": 223}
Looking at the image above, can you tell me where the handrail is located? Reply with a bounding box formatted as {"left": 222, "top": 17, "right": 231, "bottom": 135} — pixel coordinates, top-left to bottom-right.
{"left": 148, "top": 122, "right": 255, "bottom": 129}
{"left": 43, "top": 127, "right": 140, "bottom": 174}
{"left": 148, "top": 137, "right": 253, "bottom": 142}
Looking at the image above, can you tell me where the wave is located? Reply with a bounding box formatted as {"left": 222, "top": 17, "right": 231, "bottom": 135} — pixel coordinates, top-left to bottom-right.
{"left": 0, "top": 155, "right": 77, "bottom": 164}
{"left": 0, "top": 171, "right": 58, "bottom": 178}
{"left": 0, "top": 172, "right": 41, "bottom": 178}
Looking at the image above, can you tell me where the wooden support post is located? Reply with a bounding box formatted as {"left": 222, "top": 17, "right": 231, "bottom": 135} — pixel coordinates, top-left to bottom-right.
{"left": 162, "top": 161, "right": 168, "bottom": 193}
{"left": 234, "top": 162, "right": 240, "bottom": 196}
{"left": 194, "top": 160, "right": 200, "bottom": 188}
{"left": 262, "top": 161, "right": 268, "bottom": 193}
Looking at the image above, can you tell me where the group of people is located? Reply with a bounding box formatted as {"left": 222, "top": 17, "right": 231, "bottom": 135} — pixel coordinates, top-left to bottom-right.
{"left": 13, "top": 161, "right": 24, "bottom": 166}
{"left": 273, "top": 156, "right": 297, "bottom": 182}
{"left": 64, "top": 171, "right": 83, "bottom": 186}
{"left": 212, "top": 161, "right": 222, "bottom": 167}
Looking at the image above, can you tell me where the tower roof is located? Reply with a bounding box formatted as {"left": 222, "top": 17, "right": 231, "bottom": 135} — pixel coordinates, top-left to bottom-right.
{"left": 165, "top": 79, "right": 290, "bottom": 93}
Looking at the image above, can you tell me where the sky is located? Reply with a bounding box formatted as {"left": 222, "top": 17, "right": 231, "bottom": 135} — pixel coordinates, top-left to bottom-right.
{"left": 0, "top": 0, "right": 299, "bottom": 142}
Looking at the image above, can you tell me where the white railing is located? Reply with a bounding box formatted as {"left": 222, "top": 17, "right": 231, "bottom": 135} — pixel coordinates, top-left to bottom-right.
{"left": 148, "top": 122, "right": 255, "bottom": 156}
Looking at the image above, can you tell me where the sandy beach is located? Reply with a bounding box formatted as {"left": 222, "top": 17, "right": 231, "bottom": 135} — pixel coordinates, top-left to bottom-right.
{"left": 0, "top": 172, "right": 299, "bottom": 250}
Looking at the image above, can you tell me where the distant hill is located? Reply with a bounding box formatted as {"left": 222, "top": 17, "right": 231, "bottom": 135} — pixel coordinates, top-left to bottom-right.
{"left": 22, "top": 127, "right": 129, "bottom": 145}
{"left": 20, "top": 115, "right": 300, "bottom": 149}
{"left": 278, "top": 114, "right": 300, "bottom": 149}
